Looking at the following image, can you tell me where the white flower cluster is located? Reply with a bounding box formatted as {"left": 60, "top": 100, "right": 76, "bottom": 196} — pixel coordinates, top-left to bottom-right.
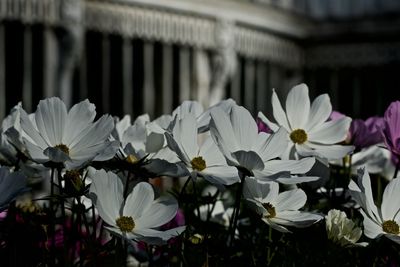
{"left": 2, "top": 83, "right": 389, "bottom": 249}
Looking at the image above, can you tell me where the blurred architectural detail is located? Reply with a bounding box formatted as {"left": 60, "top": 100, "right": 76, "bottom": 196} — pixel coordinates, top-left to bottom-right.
{"left": 0, "top": 0, "right": 400, "bottom": 119}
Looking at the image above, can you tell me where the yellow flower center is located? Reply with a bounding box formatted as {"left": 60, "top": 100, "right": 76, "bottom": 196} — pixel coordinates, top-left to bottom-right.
{"left": 191, "top": 156, "right": 206, "bottom": 171}
{"left": 126, "top": 154, "right": 139, "bottom": 164}
{"left": 262, "top": 202, "right": 276, "bottom": 218}
{"left": 290, "top": 129, "right": 308, "bottom": 144}
{"left": 382, "top": 220, "right": 400, "bottom": 235}
{"left": 55, "top": 144, "right": 70, "bottom": 155}
{"left": 116, "top": 216, "right": 135, "bottom": 232}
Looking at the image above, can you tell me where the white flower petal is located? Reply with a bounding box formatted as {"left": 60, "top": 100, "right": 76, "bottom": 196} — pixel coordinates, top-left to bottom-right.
{"left": 262, "top": 218, "right": 291, "bottom": 233}
{"left": 123, "top": 182, "right": 154, "bottom": 220}
{"left": 70, "top": 115, "right": 114, "bottom": 151}
{"left": 360, "top": 209, "right": 383, "bottom": 239}
{"left": 165, "top": 132, "right": 190, "bottom": 164}
{"left": 232, "top": 150, "right": 264, "bottom": 171}
{"left": 22, "top": 139, "right": 48, "bottom": 162}
{"left": 300, "top": 143, "right": 354, "bottom": 160}
{"left": 20, "top": 109, "right": 48, "bottom": 149}
{"left": 35, "top": 97, "right": 67, "bottom": 146}
{"left": 271, "top": 89, "right": 290, "bottom": 130}
{"left": 275, "top": 211, "right": 323, "bottom": 227}
{"left": 308, "top": 117, "right": 351, "bottom": 144}
{"left": 276, "top": 176, "right": 320, "bottom": 184}
{"left": 134, "top": 226, "right": 185, "bottom": 245}
{"left": 122, "top": 124, "right": 147, "bottom": 150}
{"left": 172, "top": 100, "right": 204, "bottom": 120}
{"left": 135, "top": 196, "right": 178, "bottom": 229}
{"left": 209, "top": 108, "right": 240, "bottom": 158}
{"left": 198, "top": 99, "right": 236, "bottom": 133}
{"left": 88, "top": 168, "right": 123, "bottom": 227}
{"left": 63, "top": 99, "right": 96, "bottom": 145}
{"left": 352, "top": 169, "right": 382, "bottom": 224}
{"left": 275, "top": 189, "right": 306, "bottom": 211}
{"left": 201, "top": 165, "right": 240, "bottom": 186}
{"left": 173, "top": 114, "right": 198, "bottom": 160}
{"left": 285, "top": 84, "right": 310, "bottom": 129}
{"left": 257, "top": 111, "right": 279, "bottom": 132}
{"left": 305, "top": 94, "right": 332, "bottom": 131}
{"left": 255, "top": 128, "right": 288, "bottom": 162}
{"left": 264, "top": 158, "right": 315, "bottom": 175}
{"left": 230, "top": 105, "right": 258, "bottom": 150}
{"left": 243, "top": 177, "right": 278, "bottom": 204}
{"left": 145, "top": 132, "right": 165, "bottom": 154}
{"left": 381, "top": 177, "right": 400, "bottom": 220}
{"left": 198, "top": 135, "right": 226, "bottom": 166}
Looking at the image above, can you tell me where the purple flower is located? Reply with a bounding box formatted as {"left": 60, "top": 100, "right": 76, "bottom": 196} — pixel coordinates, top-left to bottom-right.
{"left": 382, "top": 101, "right": 400, "bottom": 157}
{"left": 350, "top": 117, "right": 384, "bottom": 150}
{"left": 330, "top": 110, "right": 384, "bottom": 150}
{"left": 256, "top": 118, "right": 272, "bottom": 134}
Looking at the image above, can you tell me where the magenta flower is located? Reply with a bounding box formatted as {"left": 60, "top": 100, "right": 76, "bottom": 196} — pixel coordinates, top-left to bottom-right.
{"left": 256, "top": 118, "right": 273, "bottom": 134}
{"left": 383, "top": 101, "right": 400, "bottom": 157}
{"left": 349, "top": 117, "right": 384, "bottom": 150}
{"left": 330, "top": 111, "right": 384, "bottom": 150}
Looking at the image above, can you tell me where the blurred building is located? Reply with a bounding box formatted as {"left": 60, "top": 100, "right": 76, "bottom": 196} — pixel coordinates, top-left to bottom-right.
{"left": 0, "top": 0, "right": 400, "bottom": 120}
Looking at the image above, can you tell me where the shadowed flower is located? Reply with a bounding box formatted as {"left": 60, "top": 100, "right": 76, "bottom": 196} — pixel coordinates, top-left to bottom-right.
{"left": 348, "top": 167, "right": 400, "bottom": 244}
{"left": 165, "top": 113, "right": 240, "bottom": 186}
{"left": 243, "top": 177, "right": 322, "bottom": 233}
{"left": 0, "top": 166, "right": 27, "bottom": 211}
{"left": 325, "top": 209, "right": 367, "bottom": 247}
{"left": 88, "top": 168, "right": 185, "bottom": 245}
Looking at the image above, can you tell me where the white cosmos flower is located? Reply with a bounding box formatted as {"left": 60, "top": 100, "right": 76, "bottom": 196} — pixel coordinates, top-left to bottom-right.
{"left": 114, "top": 113, "right": 185, "bottom": 177}
{"left": 0, "top": 103, "right": 21, "bottom": 165}
{"left": 0, "top": 166, "right": 27, "bottom": 211}
{"left": 165, "top": 113, "right": 240, "bottom": 186}
{"left": 172, "top": 99, "right": 236, "bottom": 133}
{"left": 209, "top": 104, "right": 317, "bottom": 184}
{"left": 258, "top": 84, "right": 353, "bottom": 161}
{"left": 325, "top": 209, "right": 367, "bottom": 247}
{"left": 243, "top": 177, "right": 323, "bottom": 233}
{"left": 88, "top": 168, "right": 185, "bottom": 244}
{"left": 348, "top": 168, "right": 400, "bottom": 244}
{"left": 18, "top": 97, "right": 116, "bottom": 169}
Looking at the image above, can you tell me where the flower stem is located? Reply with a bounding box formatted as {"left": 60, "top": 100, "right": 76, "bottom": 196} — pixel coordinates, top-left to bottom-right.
{"left": 267, "top": 226, "right": 275, "bottom": 265}
{"left": 178, "top": 176, "right": 190, "bottom": 201}
{"left": 191, "top": 179, "right": 201, "bottom": 221}
{"left": 394, "top": 162, "right": 399, "bottom": 179}
{"left": 228, "top": 173, "right": 245, "bottom": 247}
{"left": 57, "top": 168, "right": 66, "bottom": 266}
{"left": 49, "top": 167, "right": 56, "bottom": 265}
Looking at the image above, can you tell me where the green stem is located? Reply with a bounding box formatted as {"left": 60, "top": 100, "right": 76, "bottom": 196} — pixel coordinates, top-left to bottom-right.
{"left": 178, "top": 176, "right": 191, "bottom": 201}
{"left": 394, "top": 162, "right": 399, "bottom": 179}
{"left": 49, "top": 167, "right": 56, "bottom": 265}
{"left": 191, "top": 179, "right": 201, "bottom": 221}
{"left": 267, "top": 226, "right": 275, "bottom": 265}
{"left": 228, "top": 173, "right": 245, "bottom": 247}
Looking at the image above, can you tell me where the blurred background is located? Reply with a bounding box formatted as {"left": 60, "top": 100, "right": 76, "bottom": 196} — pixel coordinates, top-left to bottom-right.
{"left": 1, "top": 0, "right": 400, "bottom": 120}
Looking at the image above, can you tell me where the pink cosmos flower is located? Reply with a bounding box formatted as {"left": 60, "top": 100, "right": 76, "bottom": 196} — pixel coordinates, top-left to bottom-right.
{"left": 382, "top": 101, "right": 400, "bottom": 157}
